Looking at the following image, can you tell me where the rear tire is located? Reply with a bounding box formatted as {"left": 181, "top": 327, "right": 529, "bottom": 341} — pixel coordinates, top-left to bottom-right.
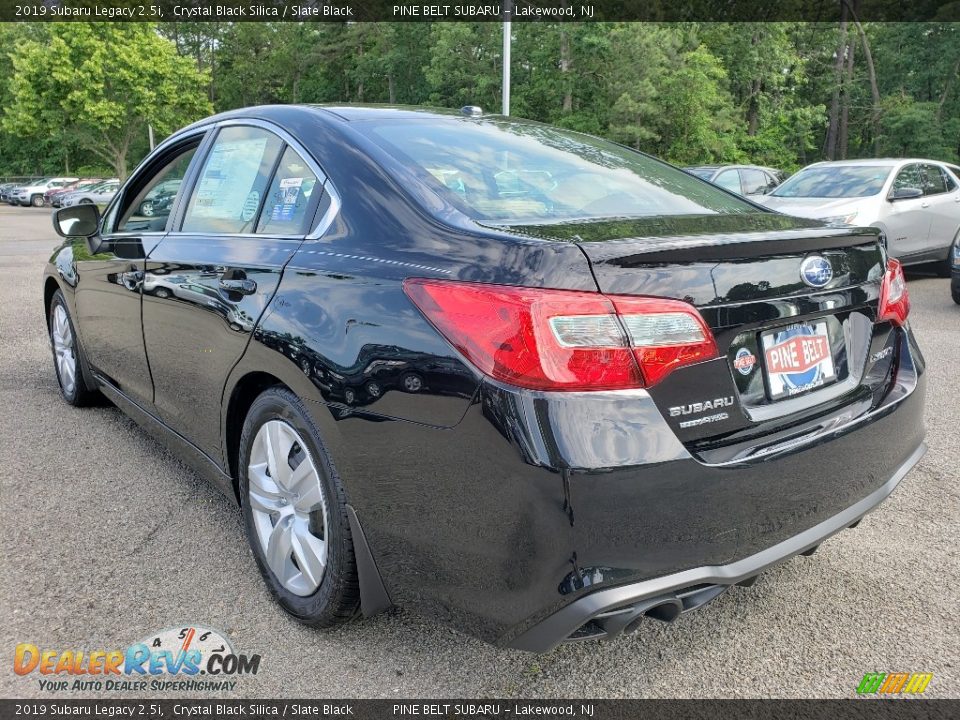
{"left": 952, "top": 287, "right": 960, "bottom": 305}
{"left": 239, "top": 386, "right": 360, "bottom": 627}
{"left": 48, "top": 290, "right": 100, "bottom": 406}
{"left": 31, "top": 194, "right": 44, "bottom": 207}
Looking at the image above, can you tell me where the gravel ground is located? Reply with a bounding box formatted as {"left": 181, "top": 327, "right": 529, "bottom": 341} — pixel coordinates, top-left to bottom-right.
{"left": 0, "top": 204, "right": 957, "bottom": 699}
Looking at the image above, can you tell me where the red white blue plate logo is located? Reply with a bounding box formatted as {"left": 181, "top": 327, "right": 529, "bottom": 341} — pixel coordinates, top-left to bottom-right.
{"left": 761, "top": 322, "right": 836, "bottom": 398}
{"left": 733, "top": 347, "right": 756, "bottom": 375}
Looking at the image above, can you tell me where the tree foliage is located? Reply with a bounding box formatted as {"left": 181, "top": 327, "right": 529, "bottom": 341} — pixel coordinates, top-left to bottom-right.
{"left": 2, "top": 21, "right": 958, "bottom": 178}
{"left": 2, "top": 23, "right": 211, "bottom": 178}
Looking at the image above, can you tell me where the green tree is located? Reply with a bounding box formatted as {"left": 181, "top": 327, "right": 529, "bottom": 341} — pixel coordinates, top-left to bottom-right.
{"left": 3, "top": 23, "right": 211, "bottom": 179}
{"left": 425, "top": 23, "right": 503, "bottom": 111}
{"left": 605, "top": 24, "right": 679, "bottom": 150}
{"left": 656, "top": 45, "right": 743, "bottom": 164}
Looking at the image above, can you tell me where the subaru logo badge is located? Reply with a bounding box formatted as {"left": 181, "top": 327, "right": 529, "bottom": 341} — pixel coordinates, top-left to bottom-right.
{"left": 800, "top": 255, "right": 833, "bottom": 288}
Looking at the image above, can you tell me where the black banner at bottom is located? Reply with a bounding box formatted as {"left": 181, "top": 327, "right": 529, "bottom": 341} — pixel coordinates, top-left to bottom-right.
{"left": 0, "top": 700, "right": 958, "bottom": 720}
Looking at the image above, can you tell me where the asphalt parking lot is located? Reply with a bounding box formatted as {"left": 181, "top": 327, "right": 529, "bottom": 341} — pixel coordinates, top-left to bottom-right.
{"left": 0, "top": 203, "right": 957, "bottom": 699}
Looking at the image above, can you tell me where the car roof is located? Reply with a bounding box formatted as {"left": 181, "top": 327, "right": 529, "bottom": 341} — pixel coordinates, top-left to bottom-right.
{"left": 178, "top": 103, "right": 497, "bottom": 132}
{"left": 686, "top": 164, "right": 779, "bottom": 172}
{"left": 307, "top": 104, "right": 480, "bottom": 121}
{"left": 805, "top": 158, "right": 950, "bottom": 167}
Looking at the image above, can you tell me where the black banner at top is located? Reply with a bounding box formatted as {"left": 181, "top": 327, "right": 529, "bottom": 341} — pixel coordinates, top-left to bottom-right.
{"left": 2, "top": 0, "right": 959, "bottom": 23}
{"left": 0, "top": 700, "right": 958, "bottom": 720}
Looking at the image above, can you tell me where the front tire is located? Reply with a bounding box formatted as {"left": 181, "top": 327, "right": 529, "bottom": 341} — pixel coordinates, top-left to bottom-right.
{"left": 239, "top": 386, "right": 360, "bottom": 626}
{"left": 48, "top": 290, "right": 100, "bottom": 406}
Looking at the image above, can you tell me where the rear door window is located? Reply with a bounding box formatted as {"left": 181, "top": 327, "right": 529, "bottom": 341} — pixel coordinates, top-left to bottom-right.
{"left": 181, "top": 126, "right": 284, "bottom": 234}
{"left": 921, "top": 164, "right": 950, "bottom": 195}
{"left": 714, "top": 170, "right": 743, "bottom": 193}
{"left": 740, "top": 168, "right": 769, "bottom": 195}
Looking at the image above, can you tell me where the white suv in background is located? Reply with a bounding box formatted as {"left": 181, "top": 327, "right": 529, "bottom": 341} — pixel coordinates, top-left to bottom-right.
{"left": 14, "top": 177, "right": 78, "bottom": 207}
{"left": 756, "top": 159, "right": 960, "bottom": 274}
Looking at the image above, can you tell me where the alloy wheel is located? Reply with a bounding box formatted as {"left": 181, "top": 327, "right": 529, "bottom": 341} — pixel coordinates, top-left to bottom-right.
{"left": 247, "top": 420, "right": 329, "bottom": 596}
{"left": 51, "top": 305, "right": 77, "bottom": 396}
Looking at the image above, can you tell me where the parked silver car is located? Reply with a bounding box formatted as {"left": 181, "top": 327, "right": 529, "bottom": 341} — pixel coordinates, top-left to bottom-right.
{"left": 755, "top": 159, "right": 960, "bottom": 273}
{"left": 684, "top": 164, "right": 785, "bottom": 197}
{"left": 59, "top": 178, "right": 120, "bottom": 207}
{"left": 13, "top": 177, "right": 78, "bottom": 207}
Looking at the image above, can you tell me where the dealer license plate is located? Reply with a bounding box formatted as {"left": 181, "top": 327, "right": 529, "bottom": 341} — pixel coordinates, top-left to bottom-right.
{"left": 761, "top": 321, "right": 837, "bottom": 400}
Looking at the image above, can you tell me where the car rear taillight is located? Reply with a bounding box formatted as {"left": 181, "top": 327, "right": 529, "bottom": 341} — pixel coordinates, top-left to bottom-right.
{"left": 877, "top": 258, "right": 910, "bottom": 327}
{"left": 403, "top": 279, "right": 717, "bottom": 391}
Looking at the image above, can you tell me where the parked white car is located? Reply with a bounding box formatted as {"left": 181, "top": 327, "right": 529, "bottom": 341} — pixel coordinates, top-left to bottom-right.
{"left": 755, "top": 159, "right": 960, "bottom": 273}
{"left": 14, "top": 177, "right": 78, "bottom": 207}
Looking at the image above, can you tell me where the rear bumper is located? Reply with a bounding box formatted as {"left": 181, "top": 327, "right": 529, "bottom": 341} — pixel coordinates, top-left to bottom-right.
{"left": 506, "top": 441, "right": 925, "bottom": 651}
{"left": 328, "top": 328, "right": 926, "bottom": 648}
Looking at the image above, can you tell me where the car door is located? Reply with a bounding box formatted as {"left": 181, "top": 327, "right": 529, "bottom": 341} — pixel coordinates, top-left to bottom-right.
{"left": 141, "top": 121, "right": 327, "bottom": 463}
{"left": 883, "top": 163, "right": 932, "bottom": 259}
{"left": 73, "top": 134, "right": 208, "bottom": 407}
{"left": 921, "top": 163, "right": 960, "bottom": 253}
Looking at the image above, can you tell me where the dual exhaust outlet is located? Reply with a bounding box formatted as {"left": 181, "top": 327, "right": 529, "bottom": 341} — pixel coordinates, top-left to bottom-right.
{"left": 589, "top": 582, "right": 739, "bottom": 640}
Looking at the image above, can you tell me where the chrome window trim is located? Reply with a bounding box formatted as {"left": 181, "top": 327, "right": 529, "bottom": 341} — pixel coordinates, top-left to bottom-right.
{"left": 306, "top": 180, "right": 341, "bottom": 240}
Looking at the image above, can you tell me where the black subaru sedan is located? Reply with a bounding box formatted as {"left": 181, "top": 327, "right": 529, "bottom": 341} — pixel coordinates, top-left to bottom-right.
{"left": 44, "top": 105, "right": 925, "bottom": 651}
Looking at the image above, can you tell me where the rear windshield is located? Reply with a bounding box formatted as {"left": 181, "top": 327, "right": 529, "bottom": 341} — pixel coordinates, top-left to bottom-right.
{"left": 363, "top": 120, "right": 759, "bottom": 224}
{"left": 771, "top": 165, "right": 893, "bottom": 199}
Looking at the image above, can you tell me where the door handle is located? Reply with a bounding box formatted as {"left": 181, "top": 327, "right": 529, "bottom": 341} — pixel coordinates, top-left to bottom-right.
{"left": 219, "top": 278, "right": 257, "bottom": 295}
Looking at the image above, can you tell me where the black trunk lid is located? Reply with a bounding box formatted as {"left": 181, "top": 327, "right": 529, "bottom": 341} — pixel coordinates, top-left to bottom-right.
{"left": 502, "top": 213, "right": 894, "bottom": 448}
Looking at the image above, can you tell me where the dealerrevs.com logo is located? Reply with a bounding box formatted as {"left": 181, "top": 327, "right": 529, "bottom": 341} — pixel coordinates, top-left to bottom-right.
{"left": 14, "top": 626, "right": 261, "bottom": 693}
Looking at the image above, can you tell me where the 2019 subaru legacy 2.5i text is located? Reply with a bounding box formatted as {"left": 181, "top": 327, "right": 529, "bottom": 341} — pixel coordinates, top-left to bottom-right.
{"left": 44, "top": 105, "right": 925, "bottom": 651}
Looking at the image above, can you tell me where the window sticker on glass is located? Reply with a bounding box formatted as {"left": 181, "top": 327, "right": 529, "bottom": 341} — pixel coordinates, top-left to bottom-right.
{"left": 272, "top": 177, "right": 304, "bottom": 222}
{"left": 182, "top": 126, "right": 283, "bottom": 234}
{"left": 256, "top": 147, "right": 320, "bottom": 235}
{"left": 191, "top": 137, "right": 268, "bottom": 219}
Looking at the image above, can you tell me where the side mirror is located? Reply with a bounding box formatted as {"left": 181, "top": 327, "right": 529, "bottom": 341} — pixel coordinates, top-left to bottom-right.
{"left": 53, "top": 204, "right": 100, "bottom": 238}
{"left": 53, "top": 204, "right": 103, "bottom": 254}
{"left": 889, "top": 187, "right": 923, "bottom": 201}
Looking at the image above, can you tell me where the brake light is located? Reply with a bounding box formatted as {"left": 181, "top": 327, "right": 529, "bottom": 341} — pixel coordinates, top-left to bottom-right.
{"left": 403, "top": 279, "right": 717, "bottom": 391}
{"left": 877, "top": 258, "right": 910, "bottom": 327}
